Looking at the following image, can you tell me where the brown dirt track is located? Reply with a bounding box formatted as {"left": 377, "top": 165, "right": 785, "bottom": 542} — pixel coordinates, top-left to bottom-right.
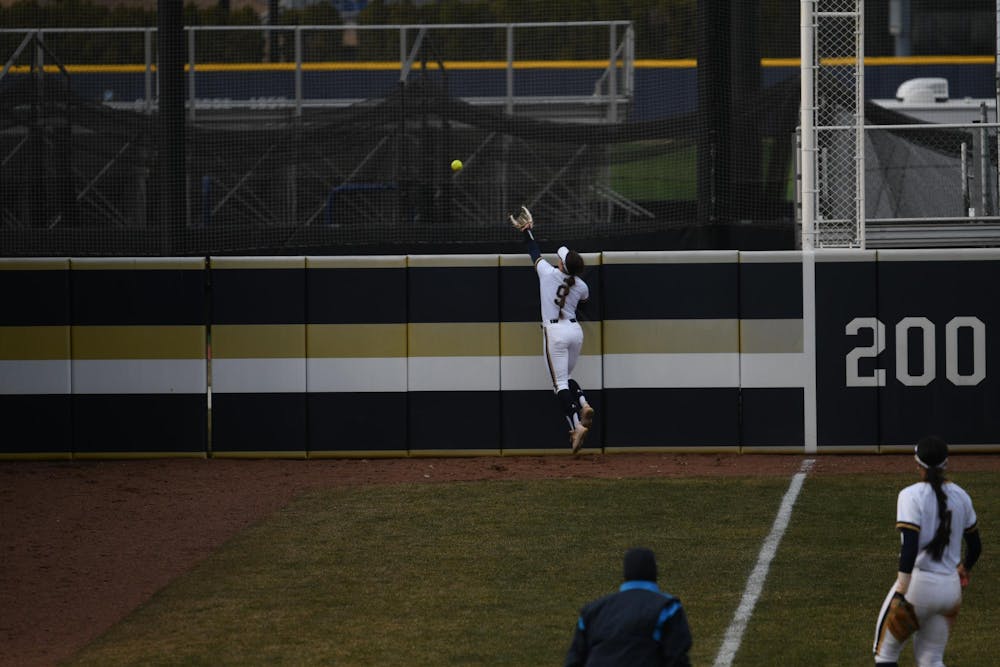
{"left": 3, "top": 452, "right": 998, "bottom": 667}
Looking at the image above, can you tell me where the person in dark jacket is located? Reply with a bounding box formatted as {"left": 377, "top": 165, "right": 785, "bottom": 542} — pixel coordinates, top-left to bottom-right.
{"left": 565, "top": 547, "right": 692, "bottom": 667}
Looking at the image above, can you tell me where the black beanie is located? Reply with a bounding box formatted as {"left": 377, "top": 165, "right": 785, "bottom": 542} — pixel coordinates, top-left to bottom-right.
{"left": 623, "top": 547, "right": 658, "bottom": 582}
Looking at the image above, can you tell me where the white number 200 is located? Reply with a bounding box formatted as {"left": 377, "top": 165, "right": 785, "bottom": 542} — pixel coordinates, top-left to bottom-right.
{"left": 845, "top": 317, "right": 986, "bottom": 387}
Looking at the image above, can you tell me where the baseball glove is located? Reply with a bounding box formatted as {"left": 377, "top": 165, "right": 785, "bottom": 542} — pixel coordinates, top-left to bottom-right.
{"left": 886, "top": 592, "right": 919, "bottom": 641}
{"left": 510, "top": 205, "right": 534, "bottom": 232}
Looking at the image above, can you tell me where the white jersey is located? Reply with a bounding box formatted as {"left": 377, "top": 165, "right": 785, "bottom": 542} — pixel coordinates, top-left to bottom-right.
{"left": 535, "top": 258, "right": 589, "bottom": 323}
{"left": 896, "top": 480, "right": 977, "bottom": 573}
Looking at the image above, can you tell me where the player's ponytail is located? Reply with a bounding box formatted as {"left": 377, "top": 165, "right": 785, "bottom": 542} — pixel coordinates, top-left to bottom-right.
{"left": 924, "top": 466, "right": 952, "bottom": 561}
{"left": 565, "top": 251, "right": 585, "bottom": 278}
{"left": 915, "top": 435, "right": 951, "bottom": 561}
{"left": 554, "top": 249, "right": 584, "bottom": 312}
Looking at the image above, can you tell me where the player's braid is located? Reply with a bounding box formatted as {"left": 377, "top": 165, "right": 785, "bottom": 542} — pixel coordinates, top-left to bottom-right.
{"left": 923, "top": 466, "right": 952, "bottom": 561}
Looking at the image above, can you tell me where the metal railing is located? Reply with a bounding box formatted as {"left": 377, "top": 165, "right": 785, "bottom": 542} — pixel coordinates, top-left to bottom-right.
{"left": 1, "top": 22, "right": 635, "bottom": 124}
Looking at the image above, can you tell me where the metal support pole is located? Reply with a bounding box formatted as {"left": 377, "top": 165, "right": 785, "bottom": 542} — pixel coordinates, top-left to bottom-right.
{"left": 607, "top": 22, "right": 618, "bottom": 123}
{"left": 961, "top": 142, "right": 971, "bottom": 215}
{"left": 980, "top": 104, "right": 991, "bottom": 216}
{"left": 144, "top": 28, "right": 153, "bottom": 113}
{"left": 800, "top": 0, "right": 816, "bottom": 250}
{"left": 856, "top": 0, "right": 866, "bottom": 248}
{"left": 187, "top": 27, "right": 196, "bottom": 122}
{"left": 505, "top": 24, "right": 514, "bottom": 115}
{"left": 995, "top": 0, "right": 1000, "bottom": 211}
{"left": 294, "top": 27, "right": 302, "bottom": 117}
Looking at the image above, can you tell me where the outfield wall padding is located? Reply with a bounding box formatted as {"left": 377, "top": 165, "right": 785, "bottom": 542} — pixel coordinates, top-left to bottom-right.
{"left": 306, "top": 256, "right": 408, "bottom": 458}
{"left": 873, "top": 250, "right": 1000, "bottom": 450}
{"left": 815, "top": 250, "right": 880, "bottom": 452}
{"left": 601, "top": 251, "right": 741, "bottom": 450}
{"left": 3, "top": 249, "right": 1000, "bottom": 459}
{"left": 738, "top": 252, "right": 804, "bottom": 451}
{"left": 69, "top": 258, "right": 207, "bottom": 457}
{"left": 209, "top": 257, "right": 307, "bottom": 457}
{"left": 0, "top": 259, "right": 73, "bottom": 458}
{"left": 406, "top": 255, "right": 501, "bottom": 455}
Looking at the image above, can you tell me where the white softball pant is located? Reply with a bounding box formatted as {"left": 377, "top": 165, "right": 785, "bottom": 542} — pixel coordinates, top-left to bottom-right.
{"left": 542, "top": 320, "right": 583, "bottom": 392}
{"left": 873, "top": 568, "right": 962, "bottom": 666}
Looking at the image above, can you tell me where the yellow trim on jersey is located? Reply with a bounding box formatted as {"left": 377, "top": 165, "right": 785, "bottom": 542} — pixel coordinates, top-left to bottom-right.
{"left": 896, "top": 521, "right": 920, "bottom": 532}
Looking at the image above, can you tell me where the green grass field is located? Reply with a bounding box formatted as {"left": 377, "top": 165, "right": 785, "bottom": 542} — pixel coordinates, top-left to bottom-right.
{"left": 69, "top": 472, "right": 997, "bottom": 666}
{"left": 610, "top": 139, "right": 796, "bottom": 202}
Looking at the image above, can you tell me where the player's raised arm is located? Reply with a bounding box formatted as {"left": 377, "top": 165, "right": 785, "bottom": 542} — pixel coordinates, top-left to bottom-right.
{"left": 510, "top": 205, "right": 540, "bottom": 264}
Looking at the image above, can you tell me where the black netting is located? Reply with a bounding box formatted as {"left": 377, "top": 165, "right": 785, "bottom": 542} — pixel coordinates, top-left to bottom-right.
{"left": 1, "top": 42, "right": 800, "bottom": 257}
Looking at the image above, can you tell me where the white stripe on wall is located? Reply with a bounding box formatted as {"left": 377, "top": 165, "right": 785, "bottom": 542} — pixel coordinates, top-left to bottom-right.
{"left": 71, "top": 359, "right": 207, "bottom": 395}
{"left": 500, "top": 355, "right": 603, "bottom": 391}
{"left": 603, "top": 353, "right": 740, "bottom": 388}
{"left": 211, "top": 358, "right": 305, "bottom": 394}
{"left": 739, "top": 353, "right": 806, "bottom": 388}
{"left": 0, "top": 360, "right": 71, "bottom": 395}
{"left": 408, "top": 356, "right": 500, "bottom": 392}
{"left": 306, "top": 358, "right": 407, "bottom": 393}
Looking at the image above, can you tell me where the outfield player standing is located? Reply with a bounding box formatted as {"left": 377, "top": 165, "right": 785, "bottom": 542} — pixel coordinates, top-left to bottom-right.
{"left": 873, "top": 436, "right": 982, "bottom": 666}
{"left": 513, "top": 208, "right": 594, "bottom": 453}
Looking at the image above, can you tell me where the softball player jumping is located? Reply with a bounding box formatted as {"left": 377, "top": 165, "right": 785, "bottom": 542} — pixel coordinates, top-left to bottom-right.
{"left": 873, "top": 436, "right": 982, "bottom": 667}
{"left": 512, "top": 207, "right": 594, "bottom": 453}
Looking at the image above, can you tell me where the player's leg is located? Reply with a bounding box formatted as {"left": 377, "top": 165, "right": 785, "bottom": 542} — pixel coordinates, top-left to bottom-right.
{"left": 565, "top": 326, "right": 593, "bottom": 429}
{"left": 545, "top": 327, "right": 586, "bottom": 451}
{"left": 911, "top": 613, "right": 949, "bottom": 667}
{"left": 907, "top": 571, "right": 960, "bottom": 667}
{"left": 569, "top": 379, "right": 594, "bottom": 428}
{"left": 542, "top": 327, "right": 568, "bottom": 393}
{"left": 873, "top": 584, "right": 905, "bottom": 664}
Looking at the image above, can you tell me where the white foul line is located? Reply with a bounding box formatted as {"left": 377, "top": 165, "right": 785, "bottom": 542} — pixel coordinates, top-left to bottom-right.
{"left": 712, "top": 458, "right": 816, "bottom": 667}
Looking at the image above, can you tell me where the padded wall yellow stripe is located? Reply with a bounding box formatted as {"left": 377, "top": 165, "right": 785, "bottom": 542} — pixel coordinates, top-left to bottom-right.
{"left": 408, "top": 322, "right": 497, "bottom": 356}
{"left": 212, "top": 324, "right": 305, "bottom": 358}
{"left": 740, "top": 319, "right": 803, "bottom": 354}
{"left": 307, "top": 324, "right": 406, "bottom": 358}
{"left": 604, "top": 319, "right": 738, "bottom": 354}
{"left": 0, "top": 326, "right": 70, "bottom": 360}
{"left": 71, "top": 326, "right": 205, "bottom": 359}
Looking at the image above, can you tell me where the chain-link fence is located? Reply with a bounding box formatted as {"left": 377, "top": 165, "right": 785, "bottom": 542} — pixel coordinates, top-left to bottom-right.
{"left": 810, "top": 0, "right": 865, "bottom": 248}
{"left": 864, "top": 121, "right": 1000, "bottom": 247}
